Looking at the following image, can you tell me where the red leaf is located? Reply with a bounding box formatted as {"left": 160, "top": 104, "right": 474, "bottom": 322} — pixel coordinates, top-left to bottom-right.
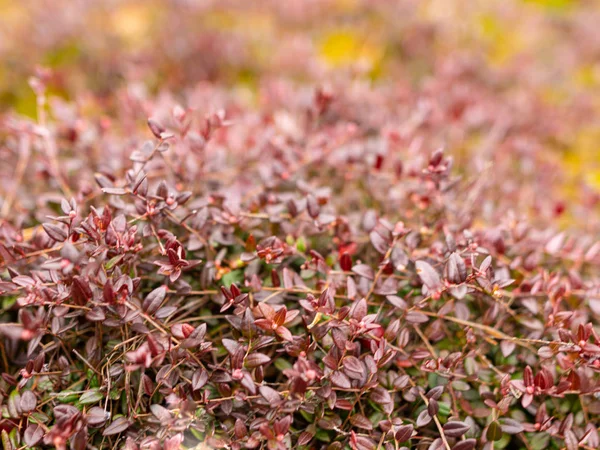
{"left": 142, "top": 286, "right": 166, "bottom": 315}
{"left": 20, "top": 391, "right": 36, "bottom": 412}
{"left": 331, "top": 327, "right": 348, "bottom": 349}
{"left": 343, "top": 356, "right": 364, "bottom": 376}
{"left": 354, "top": 436, "right": 376, "bottom": 450}
{"left": 395, "top": 424, "right": 414, "bottom": 442}
{"left": 349, "top": 414, "right": 373, "bottom": 430}
{"left": 351, "top": 264, "right": 374, "bottom": 280}
{"left": 102, "top": 416, "right": 132, "bottom": 436}
{"left": 102, "top": 187, "right": 127, "bottom": 195}
{"left": 351, "top": 298, "right": 368, "bottom": 321}
{"left": 452, "top": 439, "right": 476, "bottom": 450}
{"left": 370, "top": 387, "right": 392, "bottom": 405}
{"left": 192, "top": 369, "right": 209, "bottom": 390}
{"left": 416, "top": 409, "right": 432, "bottom": 427}
{"left": 147, "top": 118, "right": 165, "bottom": 138}
{"left": 443, "top": 421, "right": 471, "bottom": 438}
{"left": 273, "top": 307, "right": 287, "bottom": 327}
{"left": 427, "top": 386, "right": 444, "bottom": 400}
{"left": 545, "top": 232, "right": 565, "bottom": 254}
{"left": 259, "top": 385, "right": 280, "bottom": 403}
{"left": 42, "top": 223, "right": 68, "bottom": 242}
{"left": 222, "top": 338, "right": 240, "bottom": 355}
{"left": 244, "top": 353, "right": 271, "bottom": 368}
{"left": 369, "top": 230, "right": 389, "bottom": 254}
{"left": 306, "top": 194, "right": 320, "bottom": 218}
{"left": 87, "top": 407, "right": 109, "bottom": 427}
{"left": 501, "top": 340, "right": 516, "bottom": 357}
{"left": 330, "top": 371, "right": 352, "bottom": 389}
{"left": 445, "top": 252, "right": 467, "bottom": 284}
{"left": 150, "top": 404, "right": 171, "bottom": 422}
{"left": 276, "top": 326, "right": 293, "bottom": 341}
{"left": 297, "top": 430, "right": 314, "bottom": 446}
{"left": 282, "top": 268, "right": 294, "bottom": 289}
{"left": 499, "top": 418, "right": 524, "bottom": 434}
{"left": 85, "top": 307, "right": 106, "bottom": 322}
{"left": 416, "top": 260, "right": 441, "bottom": 291}
{"left": 564, "top": 430, "right": 578, "bottom": 450}
{"left": 24, "top": 424, "right": 43, "bottom": 447}
{"left": 479, "top": 255, "right": 492, "bottom": 273}
{"left": 234, "top": 419, "right": 248, "bottom": 439}
{"left": 406, "top": 311, "right": 429, "bottom": 324}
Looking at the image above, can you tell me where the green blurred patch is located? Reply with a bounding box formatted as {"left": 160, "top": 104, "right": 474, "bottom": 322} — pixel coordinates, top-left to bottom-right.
{"left": 12, "top": 87, "right": 37, "bottom": 118}
{"left": 522, "top": 0, "right": 575, "bottom": 10}
{"left": 233, "top": 68, "right": 259, "bottom": 105}
{"left": 202, "top": 9, "right": 274, "bottom": 34}
{"left": 43, "top": 42, "right": 81, "bottom": 67}
{"left": 0, "top": 41, "right": 78, "bottom": 116}
{"left": 319, "top": 29, "right": 384, "bottom": 72}
{"left": 320, "top": 30, "right": 363, "bottom": 66}
{"left": 563, "top": 127, "right": 600, "bottom": 188}
{"left": 479, "top": 14, "right": 524, "bottom": 66}
{"left": 574, "top": 64, "right": 600, "bottom": 88}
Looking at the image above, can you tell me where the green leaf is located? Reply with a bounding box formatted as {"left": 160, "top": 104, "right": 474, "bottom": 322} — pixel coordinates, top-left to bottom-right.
{"left": 57, "top": 391, "right": 80, "bottom": 403}
{"left": 486, "top": 421, "right": 503, "bottom": 441}
{"left": 491, "top": 433, "right": 512, "bottom": 449}
{"left": 464, "top": 357, "right": 477, "bottom": 376}
{"left": 528, "top": 432, "right": 551, "bottom": 450}
{"left": 299, "top": 410, "right": 314, "bottom": 424}
{"left": 315, "top": 429, "right": 332, "bottom": 442}
{"left": 79, "top": 389, "right": 104, "bottom": 405}
{"left": 437, "top": 401, "right": 451, "bottom": 417}
{"left": 274, "top": 358, "right": 292, "bottom": 372}
{"left": 451, "top": 380, "right": 471, "bottom": 391}
{"left": 221, "top": 270, "right": 243, "bottom": 287}
{"left": 7, "top": 429, "right": 17, "bottom": 450}
{"left": 7, "top": 390, "right": 20, "bottom": 418}
{"left": 28, "top": 411, "right": 50, "bottom": 424}
{"left": 38, "top": 378, "right": 54, "bottom": 392}
{"left": 105, "top": 255, "right": 124, "bottom": 270}
{"left": 109, "top": 389, "right": 121, "bottom": 401}
{"left": 1, "top": 297, "right": 16, "bottom": 310}
{"left": 89, "top": 374, "right": 100, "bottom": 389}
{"left": 1, "top": 430, "right": 12, "bottom": 450}
{"left": 300, "top": 269, "right": 316, "bottom": 279}
{"left": 296, "top": 236, "right": 306, "bottom": 252}
{"left": 190, "top": 428, "right": 205, "bottom": 441}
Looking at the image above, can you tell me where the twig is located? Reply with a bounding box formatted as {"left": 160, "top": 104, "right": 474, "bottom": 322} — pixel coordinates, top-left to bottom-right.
{"left": 2, "top": 134, "right": 31, "bottom": 218}
{"left": 73, "top": 349, "right": 102, "bottom": 376}
{"left": 364, "top": 236, "right": 398, "bottom": 302}
{"left": 420, "top": 310, "right": 539, "bottom": 352}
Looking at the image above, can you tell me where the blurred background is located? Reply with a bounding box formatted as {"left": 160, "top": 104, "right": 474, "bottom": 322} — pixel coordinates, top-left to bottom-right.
{"left": 1, "top": 0, "right": 600, "bottom": 229}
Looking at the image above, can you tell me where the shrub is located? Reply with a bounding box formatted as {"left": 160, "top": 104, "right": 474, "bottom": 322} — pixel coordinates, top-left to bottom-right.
{"left": 0, "top": 70, "right": 599, "bottom": 450}
{"left": 1, "top": 2, "right": 600, "bottom": 449}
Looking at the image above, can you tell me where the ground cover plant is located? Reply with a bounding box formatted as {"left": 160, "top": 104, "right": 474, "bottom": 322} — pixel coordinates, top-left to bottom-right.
{"left": 1, "top": 1, "right": 600, "bottom": 450}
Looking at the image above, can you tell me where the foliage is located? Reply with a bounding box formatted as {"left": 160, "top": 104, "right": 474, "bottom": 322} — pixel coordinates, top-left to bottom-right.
{"left": 1, "top": 1, "right": 600, "bottom": 450}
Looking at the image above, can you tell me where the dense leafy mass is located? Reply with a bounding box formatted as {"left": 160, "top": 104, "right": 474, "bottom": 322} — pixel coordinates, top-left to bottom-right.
{"left": 1, "top": 1, "right": 600, "bottom": 450}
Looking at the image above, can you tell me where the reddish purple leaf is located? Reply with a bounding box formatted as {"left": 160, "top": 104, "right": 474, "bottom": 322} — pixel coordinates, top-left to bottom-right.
{"left": 416, "top": 261, "right": 442, "bottom": 291}
{"left": 443, "top": 421, "right": 471, "bottom": 438}
{"left": 244, "top": 353, "right": 271, "bottom": 368}
{"left": 103, "top": 417, "right": 132, "bottom": 436}
{"left": 352, "top": 264, "right": 374, "bottom": 280}
{"left": 24, "top": 424, "right": 44, "bottom": 447}
{"left": 330, "top": 371, "right": 352, "bottom": 389}
{"left": 43, "top": 223, "right": 68, "bottom": 242}
{"left": 349, "top": 414, "right": 373, "bottom": 430}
